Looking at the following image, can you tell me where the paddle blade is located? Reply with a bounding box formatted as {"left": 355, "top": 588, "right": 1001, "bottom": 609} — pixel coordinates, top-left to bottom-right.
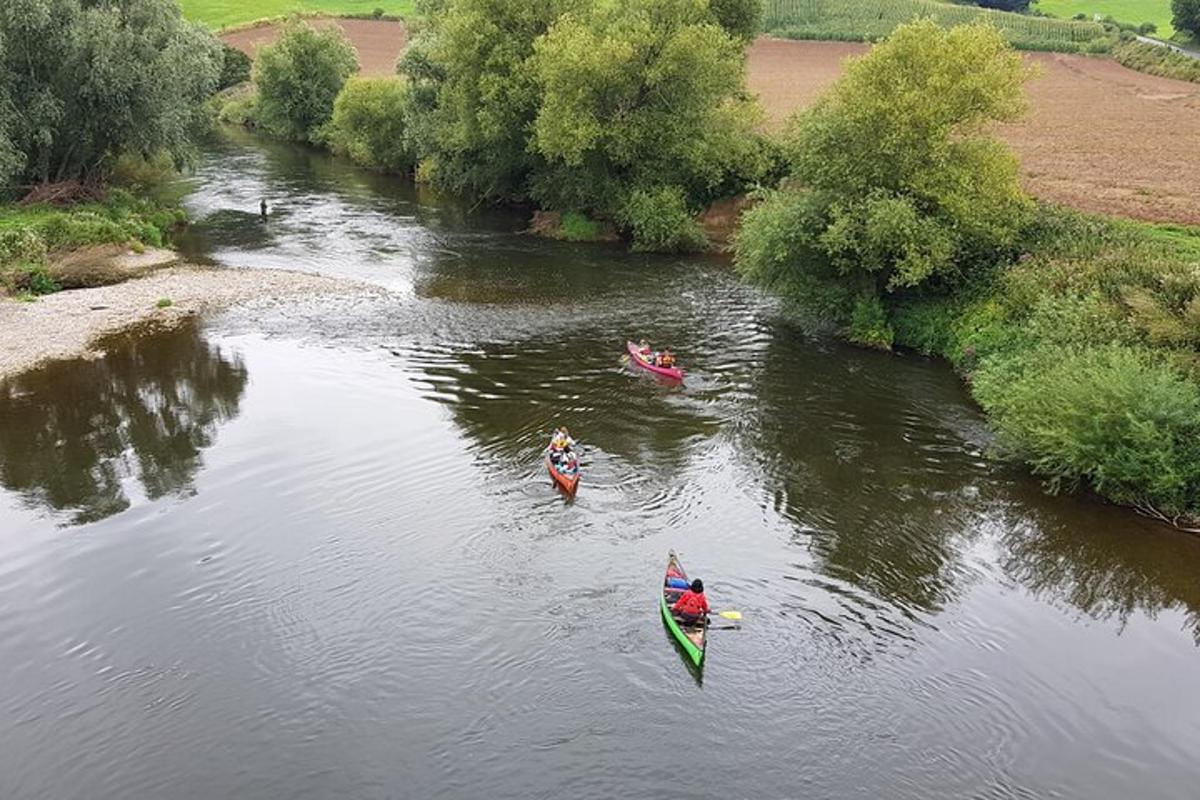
{"left": 717, "top": 610, "right": 742, "bottom": 621}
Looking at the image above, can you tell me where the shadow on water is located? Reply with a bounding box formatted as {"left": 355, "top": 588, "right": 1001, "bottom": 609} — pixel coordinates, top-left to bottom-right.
{"left": 997, "top": 487, "right": 1200, "bottom": 643}
{"left": 0, "top": 319, "right": 247, "bottom": 525}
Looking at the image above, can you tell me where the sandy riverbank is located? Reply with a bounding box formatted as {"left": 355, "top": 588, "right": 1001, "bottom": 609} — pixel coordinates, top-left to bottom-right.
{"left": 0, "top": 264, "right": 373, "bottom": 380}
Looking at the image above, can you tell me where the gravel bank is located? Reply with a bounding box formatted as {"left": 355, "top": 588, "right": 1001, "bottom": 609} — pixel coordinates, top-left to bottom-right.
{"left": 0, "top": 264, "right": 374, "bottom": 380}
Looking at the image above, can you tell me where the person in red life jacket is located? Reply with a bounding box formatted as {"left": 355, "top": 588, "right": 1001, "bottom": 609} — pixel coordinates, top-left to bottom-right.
{"left": 671, "top": 578, "right": 709, "bottom": 621}
{"left": 656, "top": 348, "right": 676, "bottom": 368}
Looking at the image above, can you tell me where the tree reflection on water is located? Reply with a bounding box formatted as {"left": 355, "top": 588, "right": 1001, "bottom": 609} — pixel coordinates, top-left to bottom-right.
{"left": 0, "top": 319, "right": 247, "bottom": 525}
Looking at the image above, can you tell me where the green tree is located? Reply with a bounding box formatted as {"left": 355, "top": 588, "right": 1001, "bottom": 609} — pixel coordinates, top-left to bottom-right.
{"left": 1174, "top": 0, "right": 1200, "bottom": 36}
{"left": 0, "top": 0, "right": 222, "bottom": 186}
{"left": 709, "top": 0, "right": 763, "bottom": 41}
{"left": 326, "top": 77, "right": 415, "bottom": 173}
{"left": 400, "top": 0, "right": 570, "bottom": 199}
{"left": 530, "top": 0, "right": 768, "bottom": 249}
{"left": 736, "top": 21, "right": 1033, "bottom": 342}
{"left": 0, "top": 30, "right": 23, "bottom": 188}
{"left": 254, "top": 20, "right": 359, "bottom": 143}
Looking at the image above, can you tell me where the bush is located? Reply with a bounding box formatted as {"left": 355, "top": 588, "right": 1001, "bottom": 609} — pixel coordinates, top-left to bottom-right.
{"left": 217, "top": 91, "right": 260, "bottom": 127}
{"left": 557, "top": 212, "right": 603, "bottom": 242}
{"left": 619, "top": 186, "right": 708, "bottom": 253}
{"left": 325, "top": 77, "right": 414, "bottom": 173}
{"left": 254, "top": 20, "right": 359, "bottom": 143}
{"left": 973, "top": 344, "right": 1200, "bottom": 520}
{"left": 529, "top": 0, "right": 767, "bottom": 248}
{"left": 218, "top": 44, "right": 252, "bottom": 90}
{"left": 736, "top": 21, "right": 1033, "bottom": 335}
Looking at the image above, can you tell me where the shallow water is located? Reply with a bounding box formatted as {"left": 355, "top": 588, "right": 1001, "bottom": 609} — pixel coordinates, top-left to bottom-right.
{"left": 2, "top": 129, "right": 1199, "bottom": 799}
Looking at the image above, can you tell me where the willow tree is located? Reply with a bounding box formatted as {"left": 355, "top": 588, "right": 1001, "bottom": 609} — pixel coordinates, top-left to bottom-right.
{"left": 0, "top": 0, "right": 222, "bottom": 187}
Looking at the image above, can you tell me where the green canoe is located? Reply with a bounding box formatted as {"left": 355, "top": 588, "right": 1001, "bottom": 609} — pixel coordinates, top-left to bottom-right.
{"left": 661, "top": 551, "right": 707, "bottom": 668}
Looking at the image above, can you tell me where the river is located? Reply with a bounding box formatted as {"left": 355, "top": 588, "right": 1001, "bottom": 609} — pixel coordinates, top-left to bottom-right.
{"left": 1, "top": 129, "right": 1199, "bottom": 799}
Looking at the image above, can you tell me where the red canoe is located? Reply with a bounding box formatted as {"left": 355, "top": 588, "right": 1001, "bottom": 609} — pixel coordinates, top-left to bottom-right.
{"left": 626, "top": 341, "right": 684, "bottom": 381}
{"left": 546, "top": 454, "right": 580, "bottom": 495}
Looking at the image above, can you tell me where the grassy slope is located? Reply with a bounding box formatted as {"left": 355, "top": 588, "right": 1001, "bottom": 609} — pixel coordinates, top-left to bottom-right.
{"left": 1034, "top": 0, "right": 1174, "bottom": 36}
{"left": 180, "top": 0, "right": 414, "bottom": 29}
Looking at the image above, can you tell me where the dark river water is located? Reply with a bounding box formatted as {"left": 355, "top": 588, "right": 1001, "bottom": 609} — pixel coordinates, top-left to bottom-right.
{"left": 2, "top": 129, "right": 1199, "bottom": 799}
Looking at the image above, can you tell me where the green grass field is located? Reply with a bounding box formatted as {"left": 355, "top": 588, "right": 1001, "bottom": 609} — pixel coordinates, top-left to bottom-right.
{"left": 180, "top": 0, "right": 414, "bottom": 30}
{"left": 1033, "top": 0, "right": 1174, "bottom": 37}
{"left": 762, "top": 0, "right": 1115, "bottom": 52}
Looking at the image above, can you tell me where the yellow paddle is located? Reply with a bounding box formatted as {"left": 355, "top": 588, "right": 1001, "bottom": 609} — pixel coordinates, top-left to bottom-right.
{"left": 714, "top": 610, "right": 742, "bottom": 621}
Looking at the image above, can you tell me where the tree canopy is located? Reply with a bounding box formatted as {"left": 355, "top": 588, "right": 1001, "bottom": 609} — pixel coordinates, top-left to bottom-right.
{"left": 1174, "top": 0, "right": 1200, "bottom": 36}
{"left": 254, "top": 21, "right": 360, "bottom": 143}
{"left": 737, "top": 20, "right": 1033, "bottom": 345}
{"left": 402, "top": 0, "right": 772, "bottom": 249}
{"left": 0, "top": 0, "right": 222, "bottom": 188}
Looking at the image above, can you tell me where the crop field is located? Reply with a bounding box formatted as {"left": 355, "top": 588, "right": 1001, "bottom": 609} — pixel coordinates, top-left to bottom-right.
{"left": 1034, "top": 0, "right": 1174, "bottom": 37}
{"left": 761, "top": 0, "right": 1114, "bottom": 51}
{"left": 181, "top": 0, "right": 413, "bottom": 30}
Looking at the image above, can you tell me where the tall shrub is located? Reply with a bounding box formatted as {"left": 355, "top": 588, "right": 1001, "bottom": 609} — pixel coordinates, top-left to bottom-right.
{"left": 326, "top": 77, "right": 415, "bottom": 173}
{"left": 254, "top": 21, "right": 359, "bottom": 143}
{"left": 736, "top": 20, "right": 1034, "bottom": 341}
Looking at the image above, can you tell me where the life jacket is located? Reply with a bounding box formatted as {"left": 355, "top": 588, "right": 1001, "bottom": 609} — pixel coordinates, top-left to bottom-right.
{"left": 672, "top": 590, "right": 708, "bottom": 617}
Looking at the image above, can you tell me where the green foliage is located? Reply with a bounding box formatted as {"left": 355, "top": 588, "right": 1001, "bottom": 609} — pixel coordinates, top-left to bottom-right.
{"left": 156, "top": 297, "right": 173, "bottom": 308}
{"left": 217, "top": 90, "right": 261, "bottom": 127}
{"left": 0, "top": 191, "right": 179, "bottom": 259}
{"left": 761, "top": 0, "right": 1115, "bottom": 52}
{"left": 0, "top": 0, "right": 223, "bottom": 186}
{"left": 736, "top": 21, "right": 1034, "bottom": 343}
{"left": 618, "top": 186, "right": 709, "bottom": 253}
{"left": 400, "top": 0, "right": 567, "bottom": 200}
{"left": 974, "top": 344, "right": 1200, "bottom": 519}
{"left": 219, "top": 44, "right": 253, "bottom": 90}
{"left": 734, "top": 188, "right": 854, "bottom": 320}
{"left": 529, "top": 0, "right": 767, "bottom": 228}
{"left": 326, "top": 77, "right": 415, "bottom": 173}
{"left": 709, "top": 0, "right": 765, "bottom": 41}
{"left": 847, "top": 295, "right": 893, "bottom": 348}
{"left": 1174, "top": 0, "right": 1200, "bottom": 36}
{"left": 406, "top": 0, "right": 770, "bottom": 249}
{"left": 1113, "top": 39, "right": 1200, "bottom": 83}
{"left": 254, "top": 20, "right": 359, "bottom": 143}
{"left": 557, "top": 212, "right": 603, "bottom": 242}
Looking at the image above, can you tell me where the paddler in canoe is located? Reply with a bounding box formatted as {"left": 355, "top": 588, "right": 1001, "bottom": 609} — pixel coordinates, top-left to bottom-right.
{"left": 669, "top": 577, "right": 710, "bottom": 621}
{"left": 546, "top": 427, "right": 581, "bottom": 492}
{"left": 628, "top": 340, "right": 684, "bottom": 380}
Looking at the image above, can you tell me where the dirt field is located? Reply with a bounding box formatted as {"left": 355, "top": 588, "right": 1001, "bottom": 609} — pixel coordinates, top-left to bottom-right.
{"left": 224, "top": 22, "right": 1200, "bottom": 225}
{"left": 222, "top": 18, "right": 406, "bottom": 76}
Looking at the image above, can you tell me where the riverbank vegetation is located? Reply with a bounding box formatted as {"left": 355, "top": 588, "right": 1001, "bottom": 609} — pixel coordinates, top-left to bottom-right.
{"left": 220, "top": 0, "right": 779, "bottom": 250}
{"left": 735, "top": 19, "right": 1200, "bottom": 527}
{"left": 0, "top": 0, "right": 226, "bottom": 297}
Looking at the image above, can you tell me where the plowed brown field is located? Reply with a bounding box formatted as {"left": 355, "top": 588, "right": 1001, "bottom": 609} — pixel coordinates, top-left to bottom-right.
{"left": 224, "top": 22, "right": 1200, "bottom": 224}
